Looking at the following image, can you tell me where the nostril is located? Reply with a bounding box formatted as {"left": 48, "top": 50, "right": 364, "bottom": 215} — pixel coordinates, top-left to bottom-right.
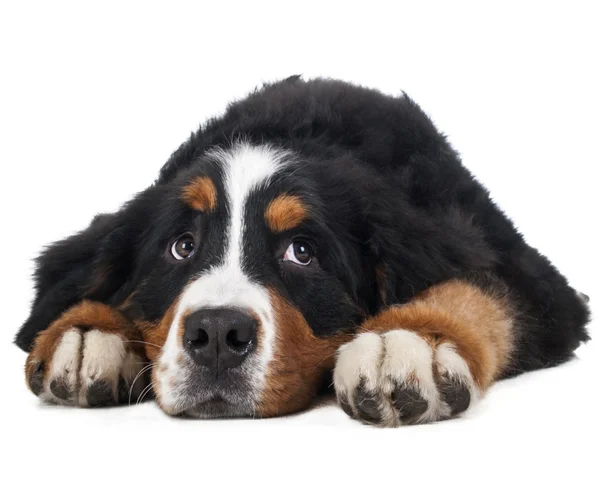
{"left": 184, "top": 309, "right": 257, "bottom": 370}
{"left": 226, "top": 329, "right": 252, "bottom": 351}
{"left": 187, "top": 328, "right": 209, "bottom": 348}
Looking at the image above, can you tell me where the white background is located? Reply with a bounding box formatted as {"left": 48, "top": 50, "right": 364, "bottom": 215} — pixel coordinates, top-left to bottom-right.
{"left": 1, "top": 1, "right": 598, "bottom": 478}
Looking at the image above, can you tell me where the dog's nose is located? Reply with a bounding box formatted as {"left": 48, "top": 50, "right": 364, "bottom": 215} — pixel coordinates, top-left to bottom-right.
{"left": 183, "top": 308, "right": 257, "bottom": 371}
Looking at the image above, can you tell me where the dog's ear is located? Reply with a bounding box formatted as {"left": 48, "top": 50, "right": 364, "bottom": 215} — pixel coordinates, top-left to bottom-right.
{"left": 15, "top": 208, "right": 141, "bottom": 352}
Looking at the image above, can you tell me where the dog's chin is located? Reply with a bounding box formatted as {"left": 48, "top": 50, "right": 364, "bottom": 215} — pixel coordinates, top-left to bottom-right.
{"left": 182, "top": 397, "right": 255, "bottom": 419}
{"left": 155, "top": 358, "right": 261, "bottom": 418}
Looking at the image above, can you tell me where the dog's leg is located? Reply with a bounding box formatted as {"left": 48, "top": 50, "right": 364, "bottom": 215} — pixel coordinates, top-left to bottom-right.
{"left": 333, "top": 278, "right": 514, "bottom": 426}
{"left": 25, "top": 301, "right": 150, "bottom": 407}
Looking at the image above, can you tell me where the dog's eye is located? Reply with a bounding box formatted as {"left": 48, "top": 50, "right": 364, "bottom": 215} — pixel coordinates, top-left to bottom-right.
{"left": 283, "top": 240, "right": 313, "bottom": 265}
{"left": 171, "top": 233, "right": 196, "bottom": 260}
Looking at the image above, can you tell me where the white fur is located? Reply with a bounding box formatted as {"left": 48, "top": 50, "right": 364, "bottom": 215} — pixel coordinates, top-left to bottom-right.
{"left": 78, "top": 331, "right": 126, "bottom": 405}
{"left": 41, "top": 328, "right": 82, "bottom": 404}
{"left": 41, "top": 329, "right": 146, "bottom": 406}
{"left": 156, "top": 142, "right": 290, "bottom": 413}
{"left": 334, "top": 332, "right": 383, "bottom": 392}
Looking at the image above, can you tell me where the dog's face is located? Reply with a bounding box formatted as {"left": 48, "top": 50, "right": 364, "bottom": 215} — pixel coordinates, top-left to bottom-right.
{"left": 118, "top": 143, "right": 375, "bottom": 417}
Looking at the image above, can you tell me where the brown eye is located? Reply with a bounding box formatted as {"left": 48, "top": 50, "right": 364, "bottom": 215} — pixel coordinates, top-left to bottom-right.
{"left": 283, "top": 240, "right": 313, "bottom": 265}
{"left": 171, "top": 233, "right": 196, "bottom": 260}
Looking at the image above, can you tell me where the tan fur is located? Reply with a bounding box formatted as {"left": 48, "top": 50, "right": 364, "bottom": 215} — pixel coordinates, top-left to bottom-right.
{"left": 361, "top": 279, "right": 514, "bottom": 390}
{"left": 136, "top": 301, "right": 181, "bottom": 362}
{"left": 256, "top": 290, "right": 351, "bottom": 417}
{"left": 182, "top": 176, "right": 217, "bottom": 212}
{"left": 264, "top": 194, "right": 308, "bottom": 233}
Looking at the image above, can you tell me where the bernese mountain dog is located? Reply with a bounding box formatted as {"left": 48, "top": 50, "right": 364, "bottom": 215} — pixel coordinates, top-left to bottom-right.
{"left": 15, "top": 76, "right": 590, "bottom": 426}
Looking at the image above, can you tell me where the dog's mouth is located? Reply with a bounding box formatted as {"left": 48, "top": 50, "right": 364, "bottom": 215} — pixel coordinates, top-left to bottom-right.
{"left": 153, "top": 362, "right": 260, "bottom": 419}
{"left": 182, "top": 396, "right": 255, "bottom": 419}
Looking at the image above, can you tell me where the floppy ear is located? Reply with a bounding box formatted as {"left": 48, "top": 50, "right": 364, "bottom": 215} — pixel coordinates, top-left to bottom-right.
{"left": 15, "top": 210, "right": 139, "bottom": 352}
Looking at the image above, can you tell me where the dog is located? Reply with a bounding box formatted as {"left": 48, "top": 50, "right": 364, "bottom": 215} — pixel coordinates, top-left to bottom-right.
{"left": 15, "top": 76, "right": 590, "bottom": 426}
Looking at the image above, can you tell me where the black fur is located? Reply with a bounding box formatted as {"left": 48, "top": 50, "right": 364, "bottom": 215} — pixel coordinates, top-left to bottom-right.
{"left": 16, "top": 77, "right": 590, "bottom": 380}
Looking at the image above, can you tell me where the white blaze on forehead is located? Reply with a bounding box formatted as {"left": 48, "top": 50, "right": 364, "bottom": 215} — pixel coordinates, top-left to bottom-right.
{"left": 209, "top": 142, "right": 290, "bottom": 271}
{"left": 155, "top": 142, "right": 290, "bottom": 410}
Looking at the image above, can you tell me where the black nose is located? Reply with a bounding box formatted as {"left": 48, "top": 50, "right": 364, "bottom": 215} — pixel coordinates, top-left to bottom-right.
{"left": 183, "top": 308, "right": 257, "bottom": 372}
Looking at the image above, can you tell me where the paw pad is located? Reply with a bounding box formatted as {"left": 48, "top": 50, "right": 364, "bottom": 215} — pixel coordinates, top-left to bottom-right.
{"left": 87, "top": 380, "right": 116, "bottom": 407}
{"left": 354, "top": 378, "right": 382, "bottom": 423}
{"left": 436, "top": 374, "right": 471, "bottom": 416}
{"left": 50, "top": 377, "right": 71, "bottom": 401}
{"left": 391, "top": 382, "right": 428, "bottom": 423}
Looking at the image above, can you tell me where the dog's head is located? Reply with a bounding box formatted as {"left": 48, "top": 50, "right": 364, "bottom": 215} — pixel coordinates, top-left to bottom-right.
{"left": 17, "top": 79, "right": 497, "bottom": 418}
{"left": 111, "top": 142, "right": 377, "bottom": 417}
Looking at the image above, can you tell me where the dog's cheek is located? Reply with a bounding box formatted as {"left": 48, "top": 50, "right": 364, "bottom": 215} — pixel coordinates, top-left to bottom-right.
{"left": 255, "top": 365, "right": 317, "bottom": 417}
{"left": 255, "top": 342, "right": 326, "bottom": 418}
{"left": 255, "top": 291, "right": 349, "bottom": 418}
{"left": 135, "top": 301, "right": 180, "bottom": 362}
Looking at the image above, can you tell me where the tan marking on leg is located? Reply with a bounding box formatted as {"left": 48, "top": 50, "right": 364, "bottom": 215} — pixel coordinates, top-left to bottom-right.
{"left": 361, "top": 279, "right": 514, "bottom": 389}
{"left": 27, "top": 301, "right": 144, "bottom": 370}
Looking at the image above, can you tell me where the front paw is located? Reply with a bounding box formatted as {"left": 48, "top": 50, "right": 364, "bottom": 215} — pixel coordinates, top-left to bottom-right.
{"left": 333, "top": 330, "right": 478, "bottom": 427}
{"left": 26, "top": 310, "right": 149, "bottom": 407}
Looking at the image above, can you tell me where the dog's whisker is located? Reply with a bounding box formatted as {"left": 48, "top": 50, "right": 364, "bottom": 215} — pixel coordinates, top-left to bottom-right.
{"left": 136, "top": 383, "right": 154, "bottom": 406}
{"left": 122, "top": 340, "right": 163, "bottom": 350}
{"left": 129, "top": 364, "right": 154, "bottom": 406}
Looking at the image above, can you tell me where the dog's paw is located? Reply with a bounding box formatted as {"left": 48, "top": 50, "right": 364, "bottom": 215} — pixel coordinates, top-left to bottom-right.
{"left": 333, "top": 330, "right": 478, "bottom": 426}
{"left": 26, "top": 327, "right": 149, "bottom": 407}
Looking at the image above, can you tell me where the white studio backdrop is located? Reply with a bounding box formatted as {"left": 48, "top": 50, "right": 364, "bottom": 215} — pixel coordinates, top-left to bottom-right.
{"left": 0, "top": 2, "right": 597, "bottom": 478}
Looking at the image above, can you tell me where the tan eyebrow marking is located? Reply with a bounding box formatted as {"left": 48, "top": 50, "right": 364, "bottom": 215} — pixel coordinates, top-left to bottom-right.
{"left": 265, "top": 194, "right": 308, "bottom": 233}
{"left": 182, "top": 176, "right": 217, "bottom": 212}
